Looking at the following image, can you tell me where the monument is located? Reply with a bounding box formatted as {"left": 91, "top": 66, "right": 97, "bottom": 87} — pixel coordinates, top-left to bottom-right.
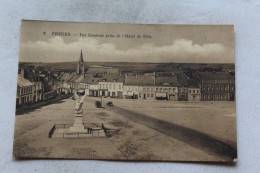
{"left": 69, "top": 89, "right": 88, "bottom": 132}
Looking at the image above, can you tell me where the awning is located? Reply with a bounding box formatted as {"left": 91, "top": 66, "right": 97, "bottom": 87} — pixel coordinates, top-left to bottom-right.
{"left": 77, "top": 89, "right": 85, "bottom": 94}
{"left": 156, "top": 92, "right": 167, "bottom": 97}
{"left": 127, "top": 92, "right": 134, "bottom": 96}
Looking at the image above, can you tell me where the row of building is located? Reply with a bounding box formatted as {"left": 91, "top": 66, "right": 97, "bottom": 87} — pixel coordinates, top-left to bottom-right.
{"left": 17, "top": 51, "right": 235, "bottom": 106}
{"left": 57, "top": 71, "right": 235, "bottom": 102}
{"left": 56, "top": 50, "right": 236, "bottom": 102}
{"left": 16, "top": 67, "right": 59, "bottom": 106}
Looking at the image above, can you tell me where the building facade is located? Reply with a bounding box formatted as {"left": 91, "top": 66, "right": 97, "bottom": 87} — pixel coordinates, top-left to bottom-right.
{"left": 16, "top": 74, "right": 35, "bottom": 106}
{"left": 99, "top": 82, "right": 123, "bottom": 98}
{"left": 123, "top": 85, "right": 139, "bottom": 99}
{"left": 199, "top": 72, "right": 235, "bottom": 101}
{"left": 187, "top": 88, "right": 201, "bottom": 101}
{"left": 155, "top": 86, "right": 178, "bottom": 101}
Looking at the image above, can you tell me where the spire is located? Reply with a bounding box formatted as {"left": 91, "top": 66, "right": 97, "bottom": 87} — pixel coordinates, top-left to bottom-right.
{"left": 79, "top": 49, "right": 84, "bottom": 62}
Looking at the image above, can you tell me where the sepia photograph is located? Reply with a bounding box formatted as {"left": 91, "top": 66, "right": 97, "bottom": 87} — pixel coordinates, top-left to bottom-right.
{"left": 13, "top": 20, "right": 237, "bottom": 162}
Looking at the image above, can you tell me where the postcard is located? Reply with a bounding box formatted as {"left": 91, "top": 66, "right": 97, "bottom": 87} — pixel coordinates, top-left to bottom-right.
{"left": 13, "top": 20, "right": 236, "bottom": 162}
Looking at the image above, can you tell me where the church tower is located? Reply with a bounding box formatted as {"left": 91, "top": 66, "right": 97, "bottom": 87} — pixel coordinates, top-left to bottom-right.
{"left": 76, "top": 50, "right": 85, "bottom": 75}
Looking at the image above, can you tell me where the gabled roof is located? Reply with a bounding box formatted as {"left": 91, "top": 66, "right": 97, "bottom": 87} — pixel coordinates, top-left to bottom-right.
{"left": 75, "top": 75, "right": 84, "bottom": 83}
{"left": 199, "top": 72, "right": 233, "bottom": 83}
{"left": 125, "top": 74, "right": 154, "bottom": 86}
{"left": 17, "top": 74, "right": 33, "bottom": 87}
{"left": 58, "top": 73, "right": 75, "bottom": 82}
{"left": 101, "top": 73, "right": 125, "bottom": 83}
{"left": 79, "top": 73, "right": 101, "bottom": 84}
{"left": 69, "top": 74, "right": 81, "bottom": 82}
{"left": 155, "top": 76, "right": 178, "bottom": 86}
{"left": 77, "top": 73, "right": 125, "bottom": 84}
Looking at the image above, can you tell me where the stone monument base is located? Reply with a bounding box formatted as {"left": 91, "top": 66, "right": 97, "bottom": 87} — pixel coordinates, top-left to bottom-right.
{"left": 50, "top": 123, "right": 107, "bottom": 138}
{"left": 69, "top": 113, "right": 87, "bottom": 132}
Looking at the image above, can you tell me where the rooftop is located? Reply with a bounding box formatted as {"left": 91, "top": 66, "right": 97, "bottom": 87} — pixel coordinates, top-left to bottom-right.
{"left": 125, "top": 74, "right": 154, "bottom": 86}
{"left": 17, "top": 74, "right": 33, "bottom": 87}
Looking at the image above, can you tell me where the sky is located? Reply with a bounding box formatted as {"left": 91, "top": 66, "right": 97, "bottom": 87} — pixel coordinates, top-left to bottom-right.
{"left": 19, "top": 21, "right": 234, "bottom": 63}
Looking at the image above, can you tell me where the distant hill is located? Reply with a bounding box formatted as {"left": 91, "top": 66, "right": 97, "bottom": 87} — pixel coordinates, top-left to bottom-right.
{"left": 19, "top": 62, "right": 235, "bottom": 73}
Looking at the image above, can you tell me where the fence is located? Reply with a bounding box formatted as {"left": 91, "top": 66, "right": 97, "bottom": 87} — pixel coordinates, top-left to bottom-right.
{"left": 49, "top": 123, "right": 116, "bottom": 138}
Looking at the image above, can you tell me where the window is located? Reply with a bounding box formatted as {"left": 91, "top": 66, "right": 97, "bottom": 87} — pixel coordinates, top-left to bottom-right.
{"left": 119, "top": 84, "right": 121, "bottom": 89}
{"left": 211, "top": 86, "right": 214, "bottom": 90}
{"left": 189, "top": 90, "right": 191, "bottom": 93}
{"left": 139, "top": 93, "right": 141, "bottom": 97}
{"left": 113, "top": 84, "right": 116, "bottom": 89}
{"left": 224, "top": 86, "right": 227, "bottom": 91}
{"left": 99, "top": 84, "right": 102, "bottom": 88}
{"left": 151, "top": 94, "right": 154, "bottom": 97}
{"left": 147, "top": 88, "right": 150, "bottom": 91}
{"left": 143, "top": 87, "right": 146, "bottom": 91}
{"left": 147, "top": 94, "right": 150, "bottom": 97}
{"left": 106, "top": 84, "right": 108, "bottom": 89}
{"left": 207, "top": 86, "right": 209, "bottom": 91}
{"left": 193, "top": 90, "right": 195, "bottom": 93}
{"left": 197, "top": 90, "right": 199, "bottom": 93}
{"left": 156, "top": 87, "right": 158, "bottom": 91}
{"left": 220, "top": 86, "right": 222, "bottom": 91}
{"left": 110, "top": 84, "right": 112, "bottom": 89}
{"left": 103, "top": 84, "right": 105, "bottom": 89}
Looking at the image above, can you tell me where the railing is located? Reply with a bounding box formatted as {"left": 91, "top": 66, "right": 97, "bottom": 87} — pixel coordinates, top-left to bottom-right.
{"left": 49, "top": 123, "right": 116, "bottom": 138}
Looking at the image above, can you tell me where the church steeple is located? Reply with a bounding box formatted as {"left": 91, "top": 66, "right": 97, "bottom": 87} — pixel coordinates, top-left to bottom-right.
{"left": 79, "top": 49, "right": 84, "bottom": 62}
{"left": 76, "top": 50, "right": 85, "bottom": 75}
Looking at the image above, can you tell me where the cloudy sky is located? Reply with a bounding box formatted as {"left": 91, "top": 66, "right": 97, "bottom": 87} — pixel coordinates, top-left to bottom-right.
{"left": 20, "top": 21, "right": 234, "bottom": 63}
